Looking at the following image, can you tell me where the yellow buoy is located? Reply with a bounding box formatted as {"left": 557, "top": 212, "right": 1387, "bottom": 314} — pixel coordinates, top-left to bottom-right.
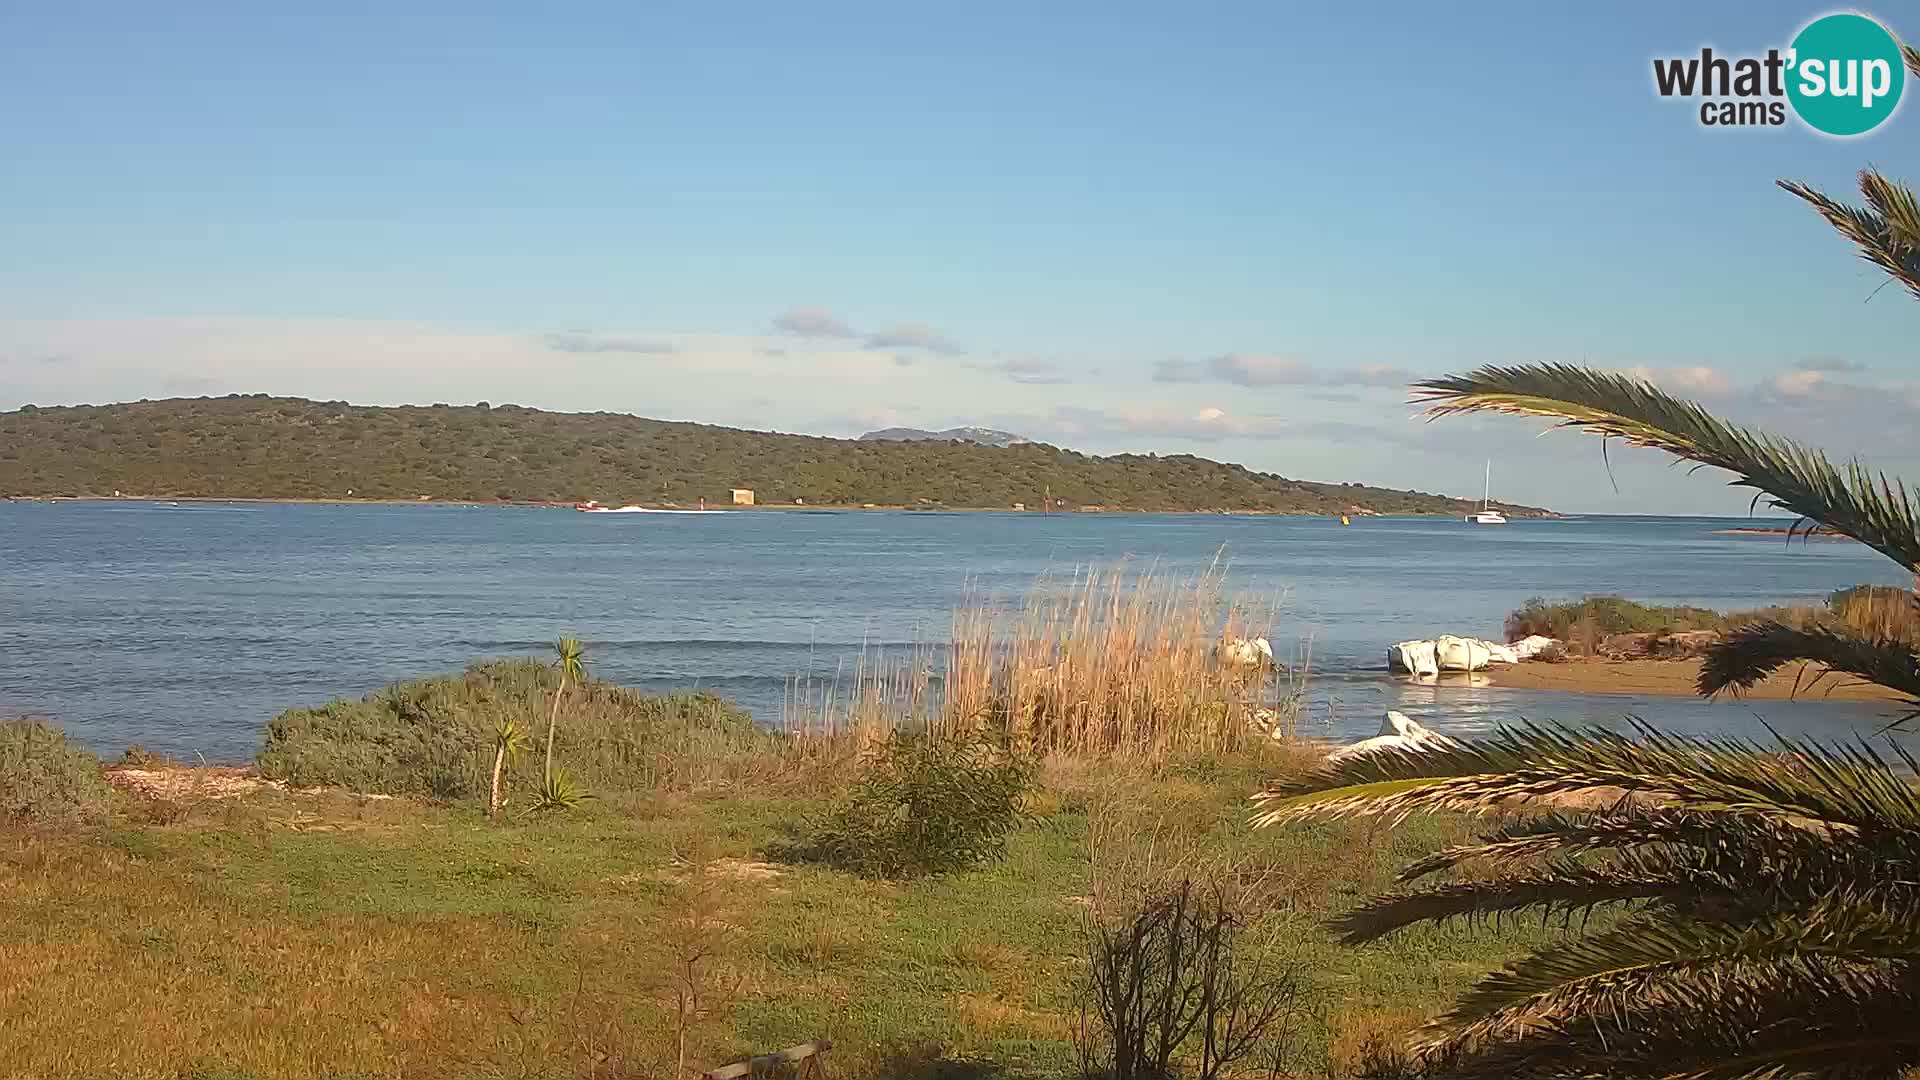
{"left": 1340, "top": 514, "right": 1351, "bottom": 526}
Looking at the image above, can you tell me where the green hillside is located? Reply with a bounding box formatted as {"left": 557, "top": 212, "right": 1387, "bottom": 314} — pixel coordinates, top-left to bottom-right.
{"left": 0, "top": 395, "right": 1550, "bottom": 515}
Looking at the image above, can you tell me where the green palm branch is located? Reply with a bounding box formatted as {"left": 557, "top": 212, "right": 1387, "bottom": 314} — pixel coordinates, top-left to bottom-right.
{"left": 1250, "top": 725, "right": 1920, "bottom": 1077}
{"left": 1412, "top": 363, "right": 1920, "bottom": 574}
{"left": 1411, "top": 360, "right": 1920, "bottom": 711}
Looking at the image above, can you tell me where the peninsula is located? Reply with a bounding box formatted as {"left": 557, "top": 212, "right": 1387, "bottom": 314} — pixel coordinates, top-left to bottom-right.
{"left": 0, "top": 395, "right": 1553, "bottom": 515}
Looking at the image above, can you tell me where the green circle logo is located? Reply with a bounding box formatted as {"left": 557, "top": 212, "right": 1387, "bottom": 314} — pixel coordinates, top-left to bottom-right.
{"left": 1787, "top": 13, "right": 1905, "bottom": 136}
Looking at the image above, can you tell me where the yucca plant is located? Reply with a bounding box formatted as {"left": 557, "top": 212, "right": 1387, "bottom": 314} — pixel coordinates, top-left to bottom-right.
{"left": 544, "top": 637, "right": 586, "bottom": 784}
{"left": 528, "top": 767, "right": 595, "bottom": 814}
{"left": 487, "top": 716, "right": 530, "bottom": 819}
{"left": 1253, "top": 72, "right": 1920, "bottom": 1077}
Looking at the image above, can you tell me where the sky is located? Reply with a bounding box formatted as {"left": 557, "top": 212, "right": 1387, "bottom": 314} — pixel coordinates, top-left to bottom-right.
{"left": 3, "top": 2, "right": 1919, "bottom": 514}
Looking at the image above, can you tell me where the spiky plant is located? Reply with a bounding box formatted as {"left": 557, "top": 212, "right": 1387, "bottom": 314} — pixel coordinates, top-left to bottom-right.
{"left": 1250, "top": 723, "right": 1920, "bottom": 1078}
{"left": 543, "top": 637, "right": 586, "bottom": 785}
{"left": 487, "top": 717, "right": 530, "bottom": 819}
{"left": 528, "top": 766, "right": 594, "bottom": 814}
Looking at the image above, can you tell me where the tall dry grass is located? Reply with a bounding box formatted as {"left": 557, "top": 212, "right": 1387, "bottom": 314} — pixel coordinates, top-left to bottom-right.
{"left": 783, "top": 558, "right": 1305, "bottom": 760}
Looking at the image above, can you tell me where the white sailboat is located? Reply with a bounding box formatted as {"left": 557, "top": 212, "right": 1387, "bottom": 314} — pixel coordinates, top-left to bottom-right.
{"left": 1466, "top": 461, "right": 1507, "bottom": 525}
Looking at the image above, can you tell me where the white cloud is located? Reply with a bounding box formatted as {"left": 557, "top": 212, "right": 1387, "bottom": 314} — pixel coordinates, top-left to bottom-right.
{"left": 1623, "top": 364, "right": 1734, "bottom": 396}
{"left": 1155, "top": 354, "right": 1410, "bottom": 389}
{"left": 1767, "top": 369, "right": 1827, "bottom": 397}
{"left": 772, "top": 307, "right": 855, "bottom": 338}
{"left": 542, "top": 331, "right": 679, "bottom": 354}
{"left": 862, "top": 323, "right": 959, "bottom": 354}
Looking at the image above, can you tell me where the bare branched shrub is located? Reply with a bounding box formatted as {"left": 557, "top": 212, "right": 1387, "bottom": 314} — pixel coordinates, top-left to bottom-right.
{"left": 660, "top": 838, "right": 746, "bottom": 1078}
{"left": 1075, "top": 806, "right": 1306, "bottom": 1080}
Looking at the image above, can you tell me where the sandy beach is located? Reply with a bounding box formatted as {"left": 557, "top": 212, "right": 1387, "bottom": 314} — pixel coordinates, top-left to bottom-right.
{"left": 1488, "top": 657, "right": 1906, "bottom": 703}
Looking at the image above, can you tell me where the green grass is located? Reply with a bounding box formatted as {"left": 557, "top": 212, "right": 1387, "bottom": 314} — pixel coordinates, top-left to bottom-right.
{"left": 2, "top": 742, "right": 1572, "bottom": 1079}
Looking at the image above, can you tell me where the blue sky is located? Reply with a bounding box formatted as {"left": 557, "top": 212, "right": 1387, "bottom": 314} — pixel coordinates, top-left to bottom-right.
{"left": 3, "top": 1, "right": 1918, "bottom": 513}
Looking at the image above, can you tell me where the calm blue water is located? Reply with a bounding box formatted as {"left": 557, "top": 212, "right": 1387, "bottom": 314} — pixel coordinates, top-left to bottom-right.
{"left": 3, "top": 501, "right": 1916, "bottom": 761}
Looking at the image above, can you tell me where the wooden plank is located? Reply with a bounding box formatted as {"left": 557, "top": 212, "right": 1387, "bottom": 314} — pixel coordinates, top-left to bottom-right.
{"left": 703, "top": 1039, "right": 833, "bottom": 1080}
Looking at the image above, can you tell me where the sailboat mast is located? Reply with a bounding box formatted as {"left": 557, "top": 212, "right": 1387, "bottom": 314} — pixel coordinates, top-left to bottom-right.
{"left": 1482, "top": 460, "right": 1491, "bottom": 511}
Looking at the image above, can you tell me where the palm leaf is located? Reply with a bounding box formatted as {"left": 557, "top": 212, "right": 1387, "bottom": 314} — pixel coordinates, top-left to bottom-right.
{"left": 1427, "top": 905, "right": 1920, "bottom": 1053}
{"left": 1418, "top": 960, "right": 1920, "bottom": 1079}
{"left": 1411, "top": 363, "right": 1920, "bottom": 572}
{"left": 1332, "top": 857, "right": 1704, "bottom": 944}
{"left": 1251, "top": 721, "right": 1920, "bottom": 834}
{"left": 1782, "top": 171, "right": 1920, "bottom": 302}
{"left": 1699, "top": 622, "right": 1920, "bottom": 719}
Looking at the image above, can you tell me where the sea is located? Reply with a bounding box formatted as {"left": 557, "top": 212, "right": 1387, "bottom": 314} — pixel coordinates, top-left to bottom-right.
{"left": 3, "top": 500, "right": 1916, "bottom": 762}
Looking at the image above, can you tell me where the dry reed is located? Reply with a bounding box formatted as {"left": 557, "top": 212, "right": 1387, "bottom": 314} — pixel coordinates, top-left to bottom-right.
{"left": 783, "top": 556, "right": 1305, "bottom": 760}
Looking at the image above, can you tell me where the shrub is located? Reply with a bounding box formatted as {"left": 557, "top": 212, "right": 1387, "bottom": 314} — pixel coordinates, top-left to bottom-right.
{"left": 256, "top": 659, "right": 763, "bottom": 800}
{"left": 0, "top": 718, "right": 112, "bottom": 823}
{"left": 801, "top": 732, "right": 1037, "bottom": 878}
{"left": 1077, "top": 873, "right": 1305, "bottom": 1080}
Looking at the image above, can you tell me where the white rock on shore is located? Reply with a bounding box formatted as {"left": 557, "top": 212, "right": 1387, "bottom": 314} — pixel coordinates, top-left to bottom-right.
{"left": 1326, "top": 710, "right": 1458, "bottom": 763}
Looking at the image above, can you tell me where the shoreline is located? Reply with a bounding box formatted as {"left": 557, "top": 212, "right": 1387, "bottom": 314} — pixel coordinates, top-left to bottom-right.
{"left": 1485, "top": 657, "right": 1904, "bottom": 702}
{"left": 0, "top": 495, "right": 1556, "bottom": 517}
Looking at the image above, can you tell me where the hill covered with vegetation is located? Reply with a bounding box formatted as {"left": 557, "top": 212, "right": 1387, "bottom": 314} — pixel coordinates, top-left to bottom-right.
{"left": 0, "top": 395, "right": 1549, "bottom": 514}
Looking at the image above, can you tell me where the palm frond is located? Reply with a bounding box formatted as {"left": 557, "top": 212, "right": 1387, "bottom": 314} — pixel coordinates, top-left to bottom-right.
{"left": 1411, "top": 363, "right": 1920, "bottom": 572}
{"left": 1698, "top": 622, "right": 1920, "bottom": 719}
{"left": 1333, "top": 857, "right": 1704, "bottom": 944}
{"left": 1397, "top": 806, "right": 1825, "bottom": 882}
{"left": 1427, "top": 906, "right": 1920, "bottom": 1053}
{"left": 1782, "top": 172, "right": 1920, "bottom": 302}
{"left": 1419, "top": 960, "right": 1920, "bottom": 1080}
{"left": 1250, "top": 721, "right": 1920, "bottom": 834}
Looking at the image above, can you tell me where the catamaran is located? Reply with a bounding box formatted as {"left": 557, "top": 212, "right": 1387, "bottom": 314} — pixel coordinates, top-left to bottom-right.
{"left": 1466, "top": 461, "right": 1507, "bottom": 525}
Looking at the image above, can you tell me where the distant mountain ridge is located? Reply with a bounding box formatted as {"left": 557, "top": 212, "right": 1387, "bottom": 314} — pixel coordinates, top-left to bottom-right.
{"left": 0, "top": 395, "right": 1552, "bottom": 516}
{"left": 859, "top": 426, "right": 1028, "bottom": 447}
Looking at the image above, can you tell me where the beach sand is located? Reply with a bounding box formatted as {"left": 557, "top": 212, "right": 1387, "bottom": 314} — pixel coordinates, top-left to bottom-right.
{"left": 1487, "top": 657, "right": 1905, "bottom": 702}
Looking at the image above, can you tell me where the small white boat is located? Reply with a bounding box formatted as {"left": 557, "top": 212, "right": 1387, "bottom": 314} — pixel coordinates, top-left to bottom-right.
{"left": 1466, "top": 461, "right": 1507, "bottom": 525}
{"left": 575, "top": 501, "right": 724, "bottom": 515}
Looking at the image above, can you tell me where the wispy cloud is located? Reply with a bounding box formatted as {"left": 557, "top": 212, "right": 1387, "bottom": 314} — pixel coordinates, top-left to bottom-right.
{"left": 1624, "top": 364, "right": 1734, "bottom": 396}
{"left": 964, "top": 357, "right": 1068, "bottom": 384}
{"left": 1797, "top": 355, "right": 1865, "bottom": 373}
{"left": 863, "top": 323, "right": 959, "bottom": 355}
{"left": 772, "top": 307, "right": 856, "bottom": 339}
{"left": 1155, "top": 354, "right": 1410, "bottom": 388}
{"left": 542, "top": 331, "right": 679, "bottom": 355}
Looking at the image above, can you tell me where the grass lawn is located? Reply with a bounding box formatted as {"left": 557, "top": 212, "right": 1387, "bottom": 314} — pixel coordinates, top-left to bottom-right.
{"left": 0, "top": 749, "right": 1568, "bottom": 1080}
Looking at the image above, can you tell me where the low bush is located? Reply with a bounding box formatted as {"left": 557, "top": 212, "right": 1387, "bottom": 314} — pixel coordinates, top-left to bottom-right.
{"left": 1504, "top": 593, "right": 1871, "bottom": 654}
{"left": 800, "top": 732, "right": 1037, "bottom": 878}
{"left": 1504, "top": 595, "right": 1727, "bottom": 642}
{"left": 256, "top": 659, "right": 767, "bottom": 800}
{"left": 0, "top": 718, "right": 113, "bottom": 823}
